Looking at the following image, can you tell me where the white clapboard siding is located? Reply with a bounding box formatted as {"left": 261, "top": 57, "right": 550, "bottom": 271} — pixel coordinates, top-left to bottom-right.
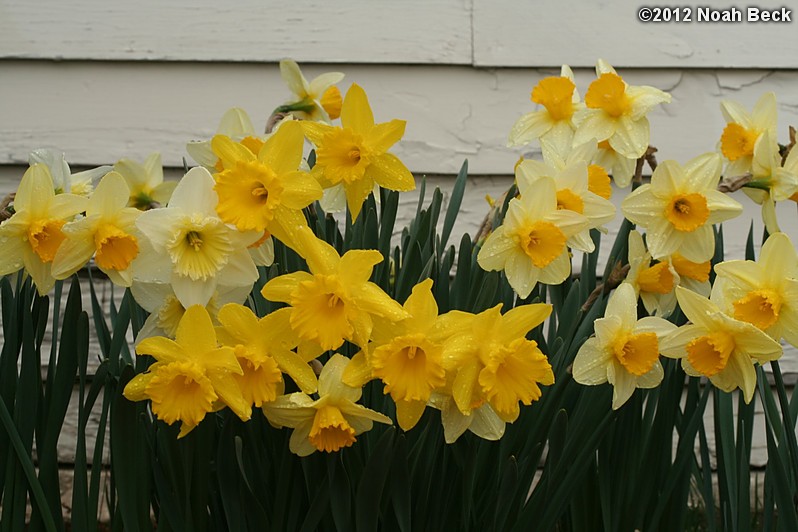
{"left": 473, "top": 0, "right": 798, "bottom": 68}
{"left": 1, "top": 61, "right": 797, "bottom": 175}
{"left": 0, "top": 0, "right": 472, "bottom": 64}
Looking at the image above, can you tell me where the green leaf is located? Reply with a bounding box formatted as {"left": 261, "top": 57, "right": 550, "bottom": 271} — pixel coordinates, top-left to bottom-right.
{"left": 440, "top": 160, "right": 468, "bottom": 251}
{"left": 355, "top": 427, "right": 396, "bottom": 531}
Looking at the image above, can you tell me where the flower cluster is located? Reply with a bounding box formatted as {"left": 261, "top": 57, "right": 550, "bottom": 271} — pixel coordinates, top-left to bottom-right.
{"left": 3, "top": 58, "right": 797, "bottom": 456}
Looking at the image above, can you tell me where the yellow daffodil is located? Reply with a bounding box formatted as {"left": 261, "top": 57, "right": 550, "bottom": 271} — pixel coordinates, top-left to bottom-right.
{"left": 659, "top": 287, "right": 782, "bottom": 403}
{"left": 134, "top": 167, "right": 259, "bottom": 308}
{"left": 343, "top": 279, "right": 451, "bottom": 431}
{"left": 621, "top": 153, "right": 742, "bottom": 262}
{"left": 28, "top": 148, "right": 110, "bottom": 197}
{"left": 261, "top": 226, "right": 408, "bottom": 353}
{"left": 123, "top": 305, "right": 250, "bottom": 437}
{"left": 593, "top": 139, "right": 637, "bottom": 188}
{"left": 262, "top": 354, "right": 392, "bottom": 456}
{"left": 719, "top": 92, "right": 778, "bottom": 177}
{"left": 211, "top": 120, "right": 323, "bottom": 241}
{"left": 114, "top": 153, "right": 177, "bottom": 210}
{"left": 215, "top": 304, "right": 318, "bottom": 416}
{"left": 477, "top": 176, "right": 592, "bottom": 298}
{"left": 187, "top": 107, "right": 265, "bottom": 171}
{"left": 278, "top": 59, "right": 345, "bottom": 123}
{"left": 573, "top": 284, "right": 677, "bottom": 409}
{"left": 574, "top": 59, "right": 671, "bottom": 159}
{"left": 131, "top": 280, "right": 250, "bottom": 343}
{"left": 516, "top": 154, "right": 616, "bottom": 240}
{"left": 742, "top": 131, "right": 798, "bottom": 233}
{"left": 0, "top": 164, "right": 87, "bottom": 295}
{"left": 302, "top": 83, "right": 415, "bottom": 221}
{"left": 508, "top": 65, "right": 583, "bottom": 153}
{"left": 441, "top": 303, "right": 554, "bottom": 423}
{"left": 51, "top": 172, "right": 142, "bottom": 286}
{"left": 712, "top": 232, "right": 798, "bottom": 347}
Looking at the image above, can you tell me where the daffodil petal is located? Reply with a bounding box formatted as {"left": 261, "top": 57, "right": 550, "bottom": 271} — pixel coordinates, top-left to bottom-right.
{"left": 341, "top": 83, "right": 375, "bottom": 133}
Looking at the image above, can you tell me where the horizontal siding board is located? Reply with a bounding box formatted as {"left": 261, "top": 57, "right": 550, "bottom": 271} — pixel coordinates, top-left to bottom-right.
{"left": 1, "top": 62, "right": 797, "bottom": 175}
{"left": 0, "top": 0, "right": 472, "bottom": 64}
{"left": 473, "top": 0, "right": 798, "bottom": 68}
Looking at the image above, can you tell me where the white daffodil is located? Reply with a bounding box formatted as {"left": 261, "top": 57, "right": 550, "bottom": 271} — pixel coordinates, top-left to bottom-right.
{"left": 428, "top": 392, "right": 505, "bottom": 444}
{"left": 51, "top": 172, "right": 142, "bottom": 287}
{"left": 622, "top": 153, "right": 742, "bottom": 262}
{"left": 0, "top": 165, "right": 87, "bottom": 295}
{"left": 540, "top": 138, "right": 613, "bottom": 200}
{"left": 712, "top": 232, "right": 798, "bottom": 347}
{"left": 516, "top": 151, "right": 616, "bottom": 240}
{"left": 623, "top": 230, "right": 679, "bottom": 317}
{"left": 508, "top": 65, "right": 583, "bottom": 153}
{"left": 278, "top": 59, "right": 345, "bottom": 123}
{"left": 477, "top": 177, "right": 591, "bottom": 298}
{"left": 134, "top": 167, "right": 259, "bottom": 308}
{"left": 743, "top": 131, "right": 798, "bottom": 234}
{"left": 262, "top": 354, "right": 392, "bottom": 456}
{"left": 113, "top": 153, "right": 176, "bottom": 210}
{"left": 593, "top": 139, "right": 637, "bottom": 188}
{"left": 719, "top": 92, "right": 778, "bottom": 178}
{"left": 660, "top": 287, "right": 782, "bottom": 403}
{"left": 574, "top": 59, "right": 671, "bottom": 159}
{"left": 573, "top": 283, "right": 677, "bottom": 409}
{"left": 28, "top": 148, "right": 111, "bottom": 197}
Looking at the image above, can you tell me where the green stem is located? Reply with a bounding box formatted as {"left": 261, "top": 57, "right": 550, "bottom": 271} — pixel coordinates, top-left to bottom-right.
{"left": 769, "top": 361, "right": 798, "bottom": 483}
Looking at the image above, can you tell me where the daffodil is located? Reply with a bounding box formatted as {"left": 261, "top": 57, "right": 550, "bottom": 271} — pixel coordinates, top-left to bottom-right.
{"left": 278, "top": 59, "right": 345, "bottom": 123}
{"left": 712, "top": 232, "right": 798, "bottom": 347}
{"left": 623, "top": 230, "right": 679, "bottom": 317}
{"left": 261, "top": 226, "right": 408, "bottom": 353}
{"left": 51, "top": 172, "right": 142, "bottom": 286}
{"left": 508, "top": 65, "right": 582, "bottom": 153}
{"left": 134, "top": 167, "right": 259, "bottom": 308}
{"left": 343, "top": 279, "right": 451, "bottom": 431}
{"left": 131, "top": 279, "right": 250, "bottom": 343}
{"left": 28, "top": 148, "right": 110, "bottom": 197}
{"left": 742, "top": 131, "right": 798, "bottom": 233}
{"left": 428, "top": 389, "right": 505, "bottom": 444}
{"left": 515, "top": 153, "right": 616, "bottom": 238}
{"left": 124, "top": 305, "right": 249, "bottom": 437}
{"left": 574, "top": 59, "right": 671, "bottom": 159}
{"left": 593, "top": 139, "right": 637, "bottom": 188}
{"left": 540, "top": 138, "right": 614, "bottom": 200}
{"left": 573, "top": 284, "right": 677, "bottom": 409}
{"left": 215, "top": 304, "right": 318, "bottom": 416}
{"left": 719, "top": 92, "right": 778, "bottom": 177}
{"left": 477, "top": 176, "right": 592, "bottom": 298}
{"left": 659, "top": 287, "right": 782, "bottom": 403}
{"left": 114, "top": 153, "right": 177, "bottom": 210}
{"left": 0, "top": 164, "right": 87, "bottom": 295}
{"left": 302, "top": 83, "right": 415, "bottom": 220}
{"left": 621, "top": 153, "right": 742, "bottom": 262}
{"left": 211, "top": 120, "right": 322, "bottom": 244}
{"left": 187, "top": 107, "right": 266, "bottom": 171}
{"left": 262, "top": 354, "right": 392, "bottom": 456}
{"left": 441, "top": 303, "right": 554, "bottom": 423}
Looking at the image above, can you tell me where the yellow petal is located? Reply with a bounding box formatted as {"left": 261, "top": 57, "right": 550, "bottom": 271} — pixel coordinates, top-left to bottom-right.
{"left": 342, "top": 351, "right": 373, "bottom": 388}
{"left": 175, "top": 305, "right": 219, "bottom": 354}
{"left": 16, "top": 164, "right": 56, "bottom": 214}
{"left": 261, "top": 271, "right": 313, "bottom": 302}
{"left": 368, "top": 120, "right": 406, "bottom": 153}
{"left": 211, "top": 135, "right": 255, "bottom": 169}
{"left": 135, "top": 336, "right": 185, "bottom": 362}
{"left": 338, "top": 249, "right": 383, "bottom": 284}
{"left": 123, "top": 372, "right": 154, "bottom": 402}
{"left": 294, "top": 226, "right": 340, "bottom": 274}
{"left": 341, "top": 83, "right": 375, "bottom": 133}
{"left": 498, "top": 304, "right": 552, "bottom": 343}
{"left": 211, "top": 372, "right": 251, "bottom": 421}
{"left": 366, "top": 154, "right": 415, "bottom": 192}
{"left": 301, "top": 121, "right": 334, "bottom": 147}
{"left": 272, "top": 348, "right": 319, "bottom": 394}
{"left": 216, "top": 303, "right": 260, "bottom": 343}
{"left": 452, "top": 359, "right": 481, "bottom": 415}
{"left": 259, "top": 120, "right": 304, "bottom": 175}
{"left": 396, "top": 399, "right": 427, "bottom": 431}
{"left": 279, "top": 172, "right": 324, "bottom": 209}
